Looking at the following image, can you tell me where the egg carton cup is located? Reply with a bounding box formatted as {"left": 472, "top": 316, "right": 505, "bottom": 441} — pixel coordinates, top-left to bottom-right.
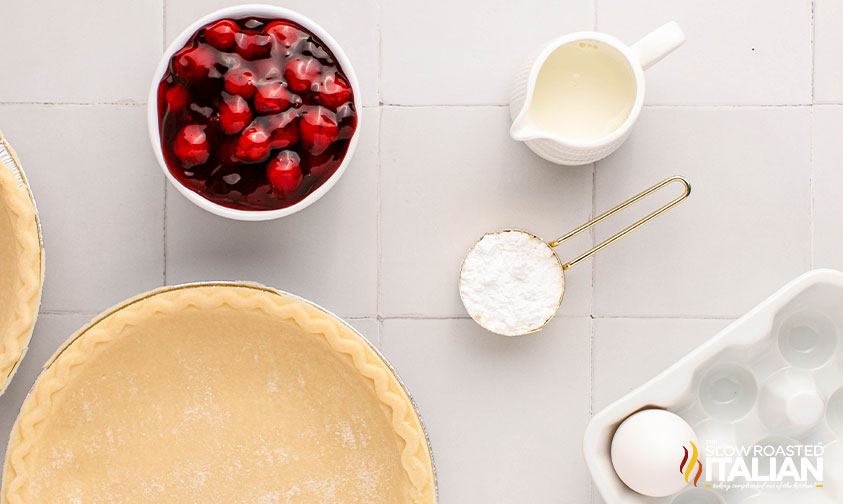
{"left": 585, "top": 269, "right": 843, "bottom": 504}
{"left": 0, "top": 132, "right": 45, "bottom": 395}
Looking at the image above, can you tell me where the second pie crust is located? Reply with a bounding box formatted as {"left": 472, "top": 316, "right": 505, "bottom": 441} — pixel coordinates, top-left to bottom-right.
{"left": 0, "top": 131, "right": 43, "bottom": 396}
{"left": 2, "top": 283, "right": 435, "bottom": 504}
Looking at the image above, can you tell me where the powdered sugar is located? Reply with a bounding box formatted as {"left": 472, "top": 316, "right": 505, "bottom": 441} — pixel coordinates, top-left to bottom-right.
{"left": 459, "top": 230, "right": 564, "bottom": 336}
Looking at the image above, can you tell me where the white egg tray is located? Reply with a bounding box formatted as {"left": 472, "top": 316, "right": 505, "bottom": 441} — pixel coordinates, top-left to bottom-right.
{"left": 585, "top": 269, "right": 843, "bottom": 504}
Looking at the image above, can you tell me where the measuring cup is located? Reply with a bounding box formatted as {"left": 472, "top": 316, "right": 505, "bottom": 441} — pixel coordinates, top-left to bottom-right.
{"left": 459, "top": 176, "right": 691, "bottom": 336}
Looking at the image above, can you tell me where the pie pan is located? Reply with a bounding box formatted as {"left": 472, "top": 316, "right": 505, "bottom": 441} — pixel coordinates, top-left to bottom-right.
{"left": 0, "top": 131, "right": 44, "bottom": 397}
{"left": 2, "top": 283, "right": 436, "bottom": 503}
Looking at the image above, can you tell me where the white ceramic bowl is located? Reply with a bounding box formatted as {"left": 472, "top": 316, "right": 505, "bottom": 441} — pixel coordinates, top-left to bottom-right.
{"left": 147, "top": 4, "right": 362, "bottom": 221}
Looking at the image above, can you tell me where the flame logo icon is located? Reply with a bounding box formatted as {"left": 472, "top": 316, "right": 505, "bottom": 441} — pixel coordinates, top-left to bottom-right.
{"left": 680, "top": 441, "right": 702, "bottom": 487}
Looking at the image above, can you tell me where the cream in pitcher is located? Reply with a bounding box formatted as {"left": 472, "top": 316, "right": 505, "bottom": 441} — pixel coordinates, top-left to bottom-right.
{"left": 525, "top": 40, "right": 636, "bottom": 141}
{"left": 510, "top": 21, "right": 686, "bottom": 165}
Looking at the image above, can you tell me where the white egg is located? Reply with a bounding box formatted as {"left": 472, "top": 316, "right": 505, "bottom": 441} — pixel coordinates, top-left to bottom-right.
{"left": 611, "top": 409, "right": 700, "bottom": 497}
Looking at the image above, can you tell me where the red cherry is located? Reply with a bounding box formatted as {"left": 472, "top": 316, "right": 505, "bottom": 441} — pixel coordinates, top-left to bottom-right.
{"left": 204, "top": 19, "right": 238, "bottom": 50}
{"left": 218, "top": 93, "right": 253, "bottom": 135}
{"left": 235, "top": 126, "right": 271, "bottom": 163}
{"left": 234, "top": 33, "right": 272, "bottom": 60}
{"left": 165, "top": 85, "right": 189, "bottom": 111}
{"left": 173, "top": 45, "right": 218, "bottom": 81}
{"left": 267, "top": 151, "right": 303, "bottom": 193}
{"left": 224, "top": 68, "right": 257, "bottom": 98}
{"left": 254, "top": 83, "right": 300, "bottom": 114}
{"left": 314, "top": 73, "right": 352, "bottom": 110}
{"left": 265, "top": 21, "right": 305, "bottom": 48}
{"left": 267, "top": 111, "right": 300, "bottom": 149}
{"left": 284, "top": 57, "right": 321, "bottom": 93}
{"left": 173, "top": 125, "right": 210, "bottom": 167}
{"left": 299, "top": 107, "right": 339, "bottom": 155}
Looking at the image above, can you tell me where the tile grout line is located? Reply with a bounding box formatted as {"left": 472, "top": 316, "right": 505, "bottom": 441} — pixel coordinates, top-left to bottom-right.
{"left": 0, "top": 102, "right": 826, "bottom": 108}
{"left": 588, "top": 158, "right": 597, "bottom": 470}
{"left": 376, "top": 106, "right": 384, "bottom": 330}
{"left": 36, "top": 310, "right": 735, "bottom": 321}
{"left": 377, "top": 314, "right": 736, "bottom": 320}
{"left": 590, "top": 315, "right": 736, "bottom": 321}
{"left": 375, "top": 0, "right": 384, "bottom": 338}
{"left": 162, "top": 0, "right": 168, "bottom": 285}
{"left": 809, "top": 0, "right": 816, "bottom": 269}
{"left": 590, "top": 162, "right": 597, "bottom": 319}
{"left": 378, "top": 103, "right": 815, "bottom": 109}
{"left": 809, "top": 105, "right": 815, "bottom": 270}
{"left": 0, "top": 102, "right": 145, "bottom": 107}
{"left": 639, "top": 104, "right": 813, "bottom": 109}
{"left": 593, "top": 0, "right": 598, "bottom": 30}
{"left": 588, "top": 317, "right": 595, "bottom": 504}
{"left": 163, "top": 182, "right": 168, "bottom": 284}
{"left": 376, "top": 0, "right": 384, "bottom": 106}
{"left": 810, "top": 0, "right": 816, "bottom": 105}
{"left": 588, "top": 156, "right": 596, "bottom": 503}
{"left": 39, "top": 311, "right": 99, "bottom": 316}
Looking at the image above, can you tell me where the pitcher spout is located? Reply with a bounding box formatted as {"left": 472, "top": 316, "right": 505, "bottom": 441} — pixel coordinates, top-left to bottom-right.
{"left": 509, "top": 112, "right": 544, "bottom": 142}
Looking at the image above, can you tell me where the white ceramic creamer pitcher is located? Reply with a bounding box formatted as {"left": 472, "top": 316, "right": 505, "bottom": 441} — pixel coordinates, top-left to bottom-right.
{"left": 510, "top": 22, "right": 685, "bottom": 166}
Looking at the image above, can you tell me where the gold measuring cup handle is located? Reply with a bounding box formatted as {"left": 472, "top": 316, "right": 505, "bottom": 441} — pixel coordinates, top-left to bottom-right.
{"left": 549, "top": 176, "right": 691, "bottom": 270}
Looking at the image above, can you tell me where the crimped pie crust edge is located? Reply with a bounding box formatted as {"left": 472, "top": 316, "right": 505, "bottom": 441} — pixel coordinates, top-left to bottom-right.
{"left": 2, "top": 283, "right": 435, "bottom": 504}
{"left": 0, "top": 131, "right": 43, "bottom": 396}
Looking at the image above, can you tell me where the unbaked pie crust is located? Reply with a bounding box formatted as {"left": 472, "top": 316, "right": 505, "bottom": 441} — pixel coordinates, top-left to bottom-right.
{"left": 2, "top": 284, "right": 435, "bottom": 504}
{"left": 0, "top": 131, "right": 43, "bottom": 396}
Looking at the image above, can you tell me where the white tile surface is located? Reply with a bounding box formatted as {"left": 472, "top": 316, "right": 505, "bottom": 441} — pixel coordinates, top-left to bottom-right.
{"left": 815, "top": 0, "right": 843, "bottom": 103}
{"left": 593, "top": 107, "right": 812, "bottom": 318}
{"left": 0, "top": 0, "right": 162, "bottom": 103}
{"left": 813, "top": 105, "right": 843, "bottom": 269}
{"left": 165, "top": 108, "right": 379, "bottom": 318}
{"left": 348, "top": 317, "right": 380, "bottom": 347}
{"left": 597, "top": 0, "right": 812, "bottom": 105}
{"left": 590, "top": 316, "right": 731, "bottom": 504}
{"left": 381, "top": 0, "right": 593, "bottom": 105}
{"left": 0, "top": 105, "right": 165, "bottom": 312}
{"left": 0, "top": 2, "right": 834, "bottom": 503}
{"left": 380, "top": 106, "right": 594, "bottom": 318}
{"left": 0, "top": 313, "right": 93, "bottom": 464}
{"left": 380, "top": 317, "right": 592, "bottom": 504}
{"left": 592, "top": 317, "right": 731, "bottom": 411}
{"left": 165, "top": 0, "right": 380, "bottom": 107}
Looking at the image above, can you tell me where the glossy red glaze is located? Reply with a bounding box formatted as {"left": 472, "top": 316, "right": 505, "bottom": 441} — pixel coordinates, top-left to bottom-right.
{"left": 157, "top": 16, "right": 357, "bottom": 210}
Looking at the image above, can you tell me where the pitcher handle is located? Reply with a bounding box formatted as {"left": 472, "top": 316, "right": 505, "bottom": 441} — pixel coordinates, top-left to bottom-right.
{"left": 630, "top": 21, "right": 686, "bottom": 71}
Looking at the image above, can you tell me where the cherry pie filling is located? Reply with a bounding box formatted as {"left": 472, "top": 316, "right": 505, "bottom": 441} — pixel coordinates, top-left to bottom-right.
{"left": 157, "top": 17, "right": 357, "bottom": 211}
